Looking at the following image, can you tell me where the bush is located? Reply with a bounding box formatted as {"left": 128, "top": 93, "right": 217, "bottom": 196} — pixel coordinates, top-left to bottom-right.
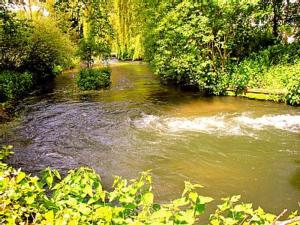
{"left": 229, "top": 44, "right": 300, "bottom": 103}
{"left": 0, "top": 5, "right": 32, "bottom": 71}
{"left": 0, "top": 71, "right": 33, "bottom": 102}
{"left": 24, "top": 18, "right": 76, "bottom": 83}
{"left": 230, "top": 43, "right": 300, "bottom": 90}
{"left": 150, "top": 1, "right": 267, "bottom": 95}
{"left": 230, "top": 68, "right": 250, "bottom": 96}
{"left": 286, "top": 77, "right": 300, "bottom": 106}
{"left": 0, "top": 8, "right": 75, "bottom": 103}
{"left": 0, "top": 7, "right": 75, "bottom": 85}
{"left": 0, "top": 146, "right": 299, "bottom": 225}
{"left": 77, "top": 67, "right": 111, "bottom": 90}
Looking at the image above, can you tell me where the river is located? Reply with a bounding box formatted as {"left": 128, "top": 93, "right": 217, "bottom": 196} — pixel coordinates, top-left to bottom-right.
{"left": 1, "top": 62, "right": 299, "bottom": 213}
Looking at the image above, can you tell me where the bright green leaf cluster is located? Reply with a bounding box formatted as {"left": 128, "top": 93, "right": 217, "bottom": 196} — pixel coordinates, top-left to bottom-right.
{"left": 0, "top": 146, "right": 299, "bottom": 225}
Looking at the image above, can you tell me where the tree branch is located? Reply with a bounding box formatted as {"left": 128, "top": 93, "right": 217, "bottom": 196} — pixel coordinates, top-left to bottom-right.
{"left": 271, "top": 209, "right": 300, "bottom": 225}
{"left": 275, "top": 216, "right": 300, "bottom": 225}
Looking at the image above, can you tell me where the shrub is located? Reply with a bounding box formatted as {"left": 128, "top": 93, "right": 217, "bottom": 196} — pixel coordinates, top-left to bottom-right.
{"left": 24, "top": 18, "right": 76, "bottom": 83}
{"left": 286, "top": 76, "right": 300, "bottom": 106}
{"left": 0, "top": 5, "right": 32, "bottom": 71}
{"left": 0, "top": 146, "right": 299, "bottom": 225}
{"left": 229, "top": 44, "right": 300, "bottom": 102}
{"left": 77, "top": 67, "right": 111, "bottom": 90}
{"left": 148, "top": 1, "right": 277, "bottom": 95}
{"left": 231, "top": 43, "right": 300, "bottom": 88}
{"left": 0, "top": 7, "right": 75, "bottom": 85}
{"left": 0, "top": 71, "right": 33, "bottom": 102}
{"left": 230, "top": 67, "right": 250, "bottom": 96}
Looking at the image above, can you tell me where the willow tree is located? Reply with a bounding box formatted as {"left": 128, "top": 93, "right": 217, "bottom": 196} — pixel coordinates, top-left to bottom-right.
{"left": 111, "top": 0, "right": 144, "bottom": 60}
{"left": 55, "top": 0, "right": 113, "bottom": 67}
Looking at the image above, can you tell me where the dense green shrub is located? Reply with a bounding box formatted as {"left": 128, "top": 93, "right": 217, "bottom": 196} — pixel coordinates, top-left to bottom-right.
{"left": 0, "top": 6, "right": 75, "bottom": 84}
{"left": 24, "top": 18, "right": 75, "bottom": 83}
{"left": 0, "top": 71, "right": 33, "bottom": 102}
{"left": 0, "top": 5, "right": 32, "bottom": 71}
{"left": 230, "top": 68, "right": 250, "bottom": 96}
{"left": 149, "top": 0, "right": 275, "bottom": 95}
{"left": 229, "top": 44, "right": 300, "bottom": 101}
{"left": 0, "top": 146, "right": 299, "bottom": 225}
{"left": 0, "top": 6, "right": 75, "bottom": 103}
{"left": 151, "top": 1, "right": 223, "bottom": 94}
{"left": 77, "top": 67, "right": 111, "bottom": 91}
{"left": 230, "top": 43, "right": 300, "bottom": 90}
{"left": 286, "top": 77, "right": 300, "bottom": 106}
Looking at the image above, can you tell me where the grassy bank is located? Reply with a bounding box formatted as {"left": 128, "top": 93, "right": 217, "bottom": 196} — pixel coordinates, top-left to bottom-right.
{"left": 229, "top": 44, "right": 300, "bottom": 105}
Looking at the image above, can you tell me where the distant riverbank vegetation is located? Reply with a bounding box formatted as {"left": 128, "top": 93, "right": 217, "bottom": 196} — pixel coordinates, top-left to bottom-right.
{"left": 0, "top": 0, "right": 113, "bottom": 111}
{"left": 134, "top": 0, "right": 300, "bottom": 105}
{"left": 0, "top": 5, "right": 75, "bottom": 103}
{"left": 1, "top": 146, "right": 300, "bottom": 225}
{"left": 1, "top": 0, "right": 300, "bottom": 109}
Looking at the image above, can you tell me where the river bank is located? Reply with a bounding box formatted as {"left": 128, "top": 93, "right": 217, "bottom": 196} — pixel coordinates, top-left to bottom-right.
{"left": 1, "top": 60, "right": 298, "bottom": 127}
{"left": 226, "top": 89, "right": 286, "bottom": 102}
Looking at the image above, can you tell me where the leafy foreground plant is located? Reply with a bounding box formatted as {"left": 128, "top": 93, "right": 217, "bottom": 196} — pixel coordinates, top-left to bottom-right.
{"left": 0, "top": 147, "right": 299, "bottom": 225}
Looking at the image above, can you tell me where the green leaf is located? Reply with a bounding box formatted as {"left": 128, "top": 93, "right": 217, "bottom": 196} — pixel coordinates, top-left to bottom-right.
{"left": 199, "top": 196, "right": 214, "bottom": 204}
{"left": 195, "top": 203, "right": 205, "bottom": 215}
{"left": 173, "top": 197, "right": 188, "bottom": 207}
{"left": 16, "top": 171, "right": 26, "bottom": 183}
{"left": 46, "top": 175, "right": 54, "bottom": 188}
{"left": 230, "top": 195, "right": 241, "bottom": 203}
{"left": 25, "top": 195, "right": 35, "bottom": 205}
{"left": 142, "top": 192, "right": 154, "bottom": 205}
{"left": 53, "top": 169, "right": 61, "bottom": 180}
{"left": 44, "top": 210, "right": 54, "bottom": 225}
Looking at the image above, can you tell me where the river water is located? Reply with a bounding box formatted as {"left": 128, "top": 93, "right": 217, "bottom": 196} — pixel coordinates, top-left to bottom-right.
{"left": 1, "top": 62, "right": 299, "bottom": 213}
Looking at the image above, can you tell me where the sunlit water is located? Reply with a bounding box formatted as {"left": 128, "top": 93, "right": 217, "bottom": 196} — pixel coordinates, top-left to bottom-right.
{"left": 1, "top": 62, "right": 299, "bottom": 213}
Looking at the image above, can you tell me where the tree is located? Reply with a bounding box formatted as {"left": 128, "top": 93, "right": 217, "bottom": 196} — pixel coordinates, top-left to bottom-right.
{"left": 24, "top": 18, "right": 75, "bottom": 82}
{"left": 0, "top": 4, "right": 31, "bottom": 71}
{"left": 0, "top": 3, "right": 75, "bottom": 82}
{"left": 111, "top": 0, "right": 144, "bottom": 60}
{"left": 55, "top": 0, "right": 113, "bottom": 67}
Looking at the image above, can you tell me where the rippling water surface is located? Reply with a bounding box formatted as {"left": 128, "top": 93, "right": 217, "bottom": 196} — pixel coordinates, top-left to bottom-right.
{"left": 1, "top": 62, "right": 299, "bottom": 213}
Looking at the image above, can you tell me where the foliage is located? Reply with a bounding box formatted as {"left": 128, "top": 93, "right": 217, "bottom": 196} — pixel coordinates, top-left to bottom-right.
{"left": 54, "top": 0, "right": 113, "bottom": 67}
{"left": 0, "top": 71, "right": 33, "bottom": 102}
{"left": 77, "top": 67, "right": 111, "bottom": 91}
{"left": 111, "top": 0, "right": 145, "bottom": 60}
{"left": 0, "top": 4, "right": 32, "bottom": 71}
{"left": 0, "top": 4, "right": 75, "bottom": 103}
{"left": 286, "top": 76, "right": 300, "bottom": 106}
{"left": 144, "top": 0, "right": 281, "bottom": 95}
{"left": 0, "top": 5, "right": 75, "bottom": 79}
{"left": 78, "top": 35, "right": 111, "bottom": 68}
{"left": 116, "top": 0, "right": 299, "bottom": 103}
{"left": 231, "top": 43, "right": 300, "bottom": 89}
{"left": 24, "top": 18, "right": 75, "bottom": 82}
{"left": 229, "top": 44, "right": 300, "bottom": 103}
{"left": 0, "top": 146, "right": 299, "bottom": 225}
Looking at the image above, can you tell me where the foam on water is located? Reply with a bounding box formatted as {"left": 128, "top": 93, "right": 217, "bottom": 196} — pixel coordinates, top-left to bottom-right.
{"left": 133, "top": 113, "right": 300, "bottom": 136}
{"left": 235, "top": 114, "right": 300, "bottom": 132}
